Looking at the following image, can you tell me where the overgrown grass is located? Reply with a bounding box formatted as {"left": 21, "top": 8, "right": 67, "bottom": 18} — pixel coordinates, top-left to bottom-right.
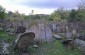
{"left": 0, "top": 31, "right": 16, "bottom": 43}
{"left": 78, "top": 30, "right": 85, "bottom": 35}
{"left": 0, "top": 31, "right": 16, "bottom": 54}
{"left": 0, "top": 31, "right": 82, "bottom": 55}
{"left": 28, "top": 40, "right": 82, "bottom": 55}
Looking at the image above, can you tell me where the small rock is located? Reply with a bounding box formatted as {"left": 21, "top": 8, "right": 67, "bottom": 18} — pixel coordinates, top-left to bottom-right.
{"left": 74, "top": 39, "right": 85, "bottom": 51}
{"left": 33, "top": 45, "right": 38, "bottom": 48}
{"left": 53, "top": 34, "right": 62, "bottom": 40}
{"left": 2, "top": 40, "right": 9, "bottom": 54}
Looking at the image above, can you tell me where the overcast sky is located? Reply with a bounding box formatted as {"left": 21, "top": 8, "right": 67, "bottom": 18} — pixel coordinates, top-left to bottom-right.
{"left": 0, "top": 0, "right": 81, "bottom": 15}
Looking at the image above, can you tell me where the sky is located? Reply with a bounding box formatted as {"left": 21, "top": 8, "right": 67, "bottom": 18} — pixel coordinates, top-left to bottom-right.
{"left": 0, "top": 0, "right": 81, "bottom": 15}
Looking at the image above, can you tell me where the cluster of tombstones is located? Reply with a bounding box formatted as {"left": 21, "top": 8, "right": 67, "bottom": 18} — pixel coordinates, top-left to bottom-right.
{"left": 14, "top": 25, "right": 37, "bottom": 54}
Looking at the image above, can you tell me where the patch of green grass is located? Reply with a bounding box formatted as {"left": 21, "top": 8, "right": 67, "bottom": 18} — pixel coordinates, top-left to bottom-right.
{"left": 78, "top": 30, "right": 85, "bottom": 35}
{"left": 0, "top": 31, "right": 16, "bottom": 43}
{"left": 0, "top": 31, "right": 81, "bottom": 55}
{"left": 29, "top": 40, "right": 82, "bottom": 55}
{"left": 0, "top": 31, "right": 16, "bottom": 54}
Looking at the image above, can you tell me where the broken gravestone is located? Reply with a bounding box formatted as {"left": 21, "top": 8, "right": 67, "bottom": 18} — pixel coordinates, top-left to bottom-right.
{"left": 14, "top": 32, "right": 35, "bottom": 52}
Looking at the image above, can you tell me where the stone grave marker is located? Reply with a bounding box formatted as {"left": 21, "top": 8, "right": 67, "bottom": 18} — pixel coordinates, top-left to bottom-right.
{"left": 16, "top": 26, "right": 26, "bottom": 34}
{"left": 14, "top": 32, "right": 35, "bottom": 52}
{"left": 28, "top": 23, "right": 53, "bottom": 42}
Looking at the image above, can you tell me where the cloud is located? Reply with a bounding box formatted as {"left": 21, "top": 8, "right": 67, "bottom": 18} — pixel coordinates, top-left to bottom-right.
{"left": 0, "top": 0, "right": 54, "bottom": 15}
{"left": 4, "top": 0, "right": 80, "bottom": 9}
{"left": 21, "top": 0, "right": 81, "bottom": 9}
{"left": 0, "top": 0, "right": 81, "bottom": 15}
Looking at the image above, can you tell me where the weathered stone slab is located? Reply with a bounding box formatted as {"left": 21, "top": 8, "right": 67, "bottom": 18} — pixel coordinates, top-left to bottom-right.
{"left": 28, "top": 23, "right": 52, "bottom": 42}
{"left": 66, "top": 32, "right": 72, "bottom": 39}
{"left": 16, "top": 26, "right": 26, "bottom": 34}
{"left": 53, "top": 34, "right": 62, "bottom": 40}
{"left": 14, "top": 32, "right": 35, "bottom": 51}
{"left": 74, "top": 39, "right": 85, "bottom": 52}
{"left": 5, "top": 20, "right": 11, "bottom": 29}
{"left": 50, "top": 23, "right": 60, "bottom": 32}
{"left": 1, "top": 40, "right": 9, "bottom": 54}
{"left": 52, "top": 24, "right": 57, "bottom": 32}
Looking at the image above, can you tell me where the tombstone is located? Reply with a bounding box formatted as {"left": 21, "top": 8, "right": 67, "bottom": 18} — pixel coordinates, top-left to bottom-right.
{"left": 72, "top": 29, "right": 76, "bottom": 35}
{"left": 28, "top": 23, "right": 52, "bottom": 42}
{"left": 12, "top": 22, "right": 17, "bottom": 28}
{"left": 56, "top": 25, "right": 61, "bottom": 32}
{"left": 50, "top": 23, "right": 61, "bottom": 32}
{"left": 74, "top": 39, "right": 85, "bottom": 52}
{"left": 5, "top": 20, "right": 12, "bottom": 32}
{"left": 78, "top": 35, "right": 85, "bottom": 41}
{"left": 65, "top": 26, "right": 72, "bottom": 39}
{"left": 52, "top": 24, "right": 57, "bottom": 32}
{"left": 14, "top": 32, "right": 35, "bottom": 52}
{"left": 12, "top": 20, "right": 23, "bottom": 30}
{"left": 53, "top": 34, "right": 62, "bottom": 40}
{"left": 66, "top": 32, "right": 72, "bottom": 39}
{"left": 23, "top": 19, "right": 29, "bottom": 28}
{"left": 5, "top": 20, "right": 12, "bottom": 29}
{"left": 0, "top": 19, "right": 5, "bottom": 31}
{"left": 16, "top": 26, "right": 26, "bottom": 34}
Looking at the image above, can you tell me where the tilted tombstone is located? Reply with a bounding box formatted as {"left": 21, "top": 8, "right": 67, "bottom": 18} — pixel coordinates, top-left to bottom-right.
{"left": 14, "top": 32, "right": 35, "bottom": 52}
